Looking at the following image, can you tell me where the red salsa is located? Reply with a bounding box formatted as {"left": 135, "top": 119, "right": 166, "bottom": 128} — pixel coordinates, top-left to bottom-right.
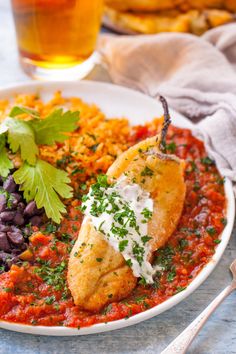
{"left": 0, "top": 125, "right": 226, "bottom": 328}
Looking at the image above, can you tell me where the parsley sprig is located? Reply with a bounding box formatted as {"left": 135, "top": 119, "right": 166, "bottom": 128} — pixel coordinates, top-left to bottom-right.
{"left": 0, "top": 105, "right": 80, "bottom": 223}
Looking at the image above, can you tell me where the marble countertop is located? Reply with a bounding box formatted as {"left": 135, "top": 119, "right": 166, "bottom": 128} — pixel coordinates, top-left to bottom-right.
{"left": 0, "top": 1, "right": 235, "bottom": 354}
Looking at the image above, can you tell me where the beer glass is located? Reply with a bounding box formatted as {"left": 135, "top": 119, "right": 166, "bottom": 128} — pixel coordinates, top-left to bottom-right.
{"left": 11, "top": 0, "right": 103, "bottom": 80}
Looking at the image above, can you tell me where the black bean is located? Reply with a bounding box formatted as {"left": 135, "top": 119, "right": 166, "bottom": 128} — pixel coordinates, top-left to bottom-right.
{"left": 0, "top": 194, "right": 6, "bottom": 213}
{"left": 24, "top": 201, "right": 39, "bottom": 217}
{"left": 11, "top": 193, "right": 22, "bottom": 208}
{"left": 14, "top": 212, "right": 25, "bottom": 226}
{"left": 9, "top": 225, "right": 20, "bottom": 233}
{"left": 0, "top": 211, "right": 16, "bottom": 222}
{"left": 3, "top": 176, "right": 17, "bottom": 193}
{"left": 29, "top": 215, "right": 42, "bottom": 227}
{"left": 0, "top": 232, "right": 10, "bottom": 251}
{"left": 17, "top": 202, "right": 26, "bottom": 212}
{"left": 0, "top": 224, "right": 10, "bottom": 232}
{"left": 7, "top": 231, "right": 24, "bottom": 245}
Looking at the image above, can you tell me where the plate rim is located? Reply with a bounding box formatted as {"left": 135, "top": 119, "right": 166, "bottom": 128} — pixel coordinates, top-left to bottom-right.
{"left": 0, "top": 80, "right": 234, "bottom": 336}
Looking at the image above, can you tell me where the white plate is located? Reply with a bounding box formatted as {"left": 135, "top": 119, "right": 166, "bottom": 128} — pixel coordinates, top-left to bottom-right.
{"left": 0, "top": 81, "right": 234, "bottom": 336}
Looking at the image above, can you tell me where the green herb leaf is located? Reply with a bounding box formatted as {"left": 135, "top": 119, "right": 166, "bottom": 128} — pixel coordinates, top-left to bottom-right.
{"left": 29, "top": 109, "right": 79, "bottom": 145}
{"left": 166, "top": 142, "right": 176, "bottom": 153}
{"left": 3, "top": 287, "right": 12, "bottom": 292}
{"left": 102, "top": 303, "right": 112, "bottom": 315}
{"left": 135, "top": 295, "right": 147, "bottom": 303}
{"left": 119, "top": 240, "right": 128, "bottom": 252}
{"left": 89, "top": 143, "right": 99, "bottom": 152}
{"left": 0, "top": 135, "right": 13, "bottom": 177}
{"left": 206, "top": 226, "right": 216, "bottom": 236}
{"left": 175, "top": 286, "right": 186, "bottom": 294}
{"left": 45, "top": 295, "right": 56, "bottom": 305}
{"left": 141, "top": 166, "right": 154, "bottom": 176}
{"left": 167, "top": 269, "right": 176, "bottom": 282}
{"left": 214, "top": 239, "right": 221, "bottom": 244}
{"left": 141, "top": 235, "right": 152, "bottom": 244}
{"left": 5, "top": 117, "right": 38, "bottom": 165}
{"left": 9, "top": 106, "right": 40, "bottom": 119}
{"left": 34, "top": 260, "right": 67, "bottom": 291}
{"left": 200, "top": 157, "right": 215, "bottom": 165}
{"left": 13, "top": 159, "right": 73, "bottom": 223}
{"left": 221, "top": 218, "right": 227, "bottom": 226}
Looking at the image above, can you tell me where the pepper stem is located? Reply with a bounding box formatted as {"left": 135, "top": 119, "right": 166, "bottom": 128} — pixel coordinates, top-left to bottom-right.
{"left": 159, "top": 96, "right": 171, "bottom": 153}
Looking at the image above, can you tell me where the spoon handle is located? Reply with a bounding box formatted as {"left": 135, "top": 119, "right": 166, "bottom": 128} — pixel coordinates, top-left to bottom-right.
{"left": 161, "top": 284, "right": 235, "bottom": 354}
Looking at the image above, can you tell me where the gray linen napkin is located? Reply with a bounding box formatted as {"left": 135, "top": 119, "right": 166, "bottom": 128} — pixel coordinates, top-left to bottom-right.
{"left": 98, "top": 24, "right": 236, "bottom": 181}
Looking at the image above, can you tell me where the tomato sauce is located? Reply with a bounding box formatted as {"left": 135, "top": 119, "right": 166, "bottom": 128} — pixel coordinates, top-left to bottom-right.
{"left": 0, "top": 125, "right": 226, "bottom": 328}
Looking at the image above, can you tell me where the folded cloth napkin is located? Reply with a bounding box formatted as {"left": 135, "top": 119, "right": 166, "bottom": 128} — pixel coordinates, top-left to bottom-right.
{"left": 98, "top": 24, "right": 236, "bottom": 182}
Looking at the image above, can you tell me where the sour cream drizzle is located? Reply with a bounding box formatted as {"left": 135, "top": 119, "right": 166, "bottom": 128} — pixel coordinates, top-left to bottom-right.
{"left": 81, "top": 175, "right": 155, "bottom": 283}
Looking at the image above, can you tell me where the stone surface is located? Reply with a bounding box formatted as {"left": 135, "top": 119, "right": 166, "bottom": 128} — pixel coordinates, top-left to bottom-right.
{"left": 0, "top": 1, "right": 235, "bottom": 354}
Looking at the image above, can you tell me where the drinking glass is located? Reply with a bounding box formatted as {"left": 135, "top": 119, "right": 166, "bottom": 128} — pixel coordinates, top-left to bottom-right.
{"left": 11, "top": 0, "right": 103, "bottom": 80}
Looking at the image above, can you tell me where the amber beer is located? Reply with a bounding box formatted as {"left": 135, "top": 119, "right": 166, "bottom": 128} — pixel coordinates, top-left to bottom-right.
{"left": 11, "top": 0, "right": 103, "bottom": 79}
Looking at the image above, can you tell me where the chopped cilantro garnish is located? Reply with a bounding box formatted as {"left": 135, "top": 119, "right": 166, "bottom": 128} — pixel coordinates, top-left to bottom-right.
{"left": 167, "top": 269, "right": 176, "bottom": 282}
{"left": 190, "top": 161, "right": 198, "bottom": 172}
{"left": 175, "top": 286, "right": 187, "bottom": 294}
{"left": 141, "top": 208, "right": 153, "bottom": 220}
{"left": 141, "top": 235, "right": 152, "bottom": 244}
{"left": 96, "top": 258, "right": 103, "bottom": 262}
{"left": 71, "top": 167, "right": 85, "bottom": 176}
{"left": 214, "top": 239, "right": 221, "bottom": 244}
{"left": 166, "top": 142, "right": 176, "bottom": 153}
{"left": 34, "top": 260, "right": 67, "bottom": 292}
{"left": 217, "top": 177, "right": 225, "bottom": 185}
{"left": 193, "top": 182, "right": 200, "bottom": 191}
{"left": 102, "top": 304, "right": 112, "bottom": 315}
{"left": 154, "top": 245, "right": 175, "bottom": 271}
{"left": 45, "top": 223, "right": 58, "bottom": 234}
{"left": 201, "top": 157, "right": 215, "bottom": 165}
{"left": 139, "top": 277, "right": 147, "bottom": 285}
{"left": 141, "top": 166, "right": 154, "bottom": 176}
{"left": 89, "top": 143, "right": 99, "bottom": 152}
{"left": 60, "top": 233, "right": 72, "bottom": 243}
{"left": 45, "top": 295, "right": 56, "bottom": 305}
{"left": 134, "top": 295, "right": 147, "bottom": 303}
{"left": 3, "top": 287, "right": 12, "bottom": 292}
{"left": 178, "top": 238, "right": 188, "bottom": 250}
{"left": 206, "top": 226, "right": 216, "bottom": 236}
{"left": 119, "top": 240, "right": 128, "bottom": 252}
{"left": 126, "top": 259, "right": 133, "bottom": 268}
{"left": 80, "top": 183, "right": 87, "bottom": 191}
{"left": 221, "top": 218, "right": 227, "bottom": 226}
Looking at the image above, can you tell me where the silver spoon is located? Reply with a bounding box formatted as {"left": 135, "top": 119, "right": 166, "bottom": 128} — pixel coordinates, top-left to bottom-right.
{"left": 161, "top": 259, "right": 236, "bottom": 354}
